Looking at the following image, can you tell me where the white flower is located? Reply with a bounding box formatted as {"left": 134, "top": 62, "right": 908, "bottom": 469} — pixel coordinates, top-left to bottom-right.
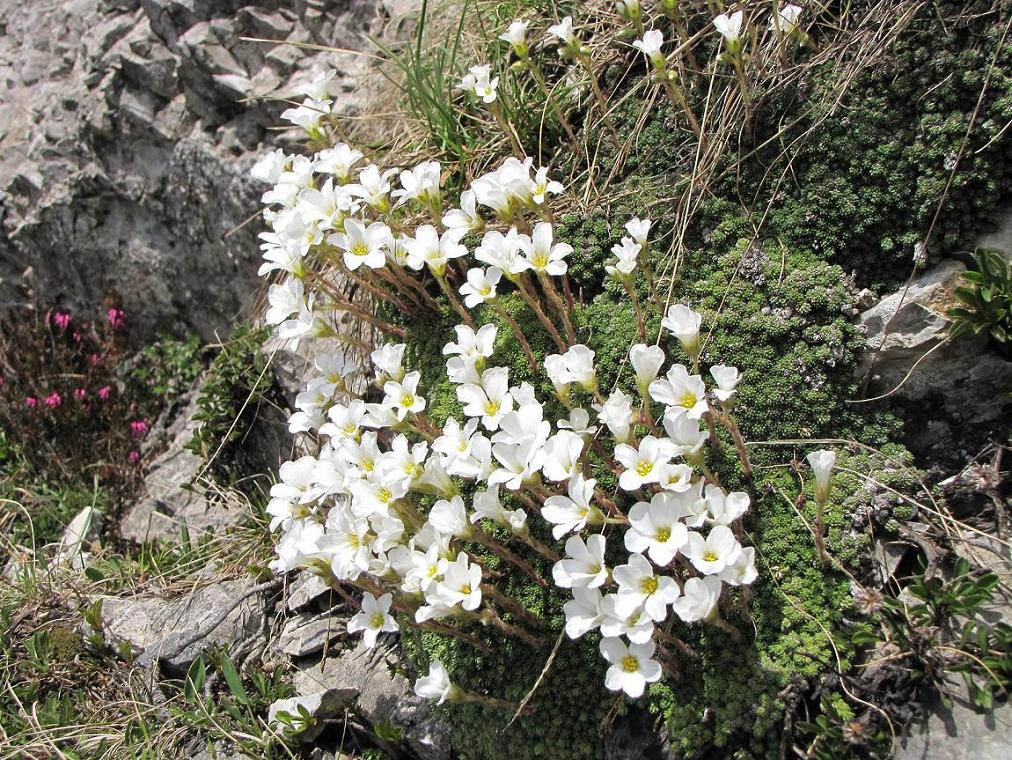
{"left": 710, "top": 364, "right": 740, "bottom": 404}
{"left": 319, "top": 399, "right": 368, "bottom": 442}
{"left": 499, "top": 19, "right": 530, "bottom": 57}
{"left": 443, "top": 323, "right": 497, "bottom": 363}
{"left": 297, "top": 69, "right": 340, "bottom": 101}
{"left": 615, "top": 435, "right": 677, "bottom": 491}
{"left": 459, "top": 266, "right": 502, "bottom": 308}
{"left": 659, "top": 463, "right": 694, "bottom": 492}
{"left": 314, "top": 143, "right": 363, "bottom": 182}
{"left": 595, "top": 389, "right": 635, "bottom": 443}
{"left": 475, "top": 228, "right": 525, "bottom": 273}
{"left": 632, "top": 29, "right": 666, "bottom": 69}
{"left": 457, "top": 367, "right": 514, "bottom": 431}
{"left": 328, "top": 218, "right": 391, "bottom": 271}
{"left": 704, "top": 484, "right": 750, "bottom": 525}
{"left": 606, "top": 237, "right": 641, "bottom": 279}
{"left": 405, "top": 224, "right": 468, "bottom": 276}
{"left": 629, "top": 343, "right": 665, "bottom": 397}
{"left": 434, "top": 552, "right": 483, "bottom": 610}
{"left": 542, "top": 474, "right": 603, "bottom": 539}
{"left": 251, "top": 149, "right": 289, "bottom": 184}
{"left": 393, "top": 160, "right": 443, "bottom": 208}
{"left": 661, "top": 304, "right": 702, "bottom": 358}
{"left": 346, "top": 164, "right": 397, "bottom": 211}
{"left": 471, "top": 486, "right": 527, "bottom": 533}
{"left": 442, "top": 189, "right": 483, "bottom": 233}
{"left": 615, "top": 0, "right": 642, "bottom": 22}
{"left": 280, "top": 97, "right": 330, "bottom": 133}
{"left": 650, "top": 364, "right": 708, "bottom": 419}
{"left": 488, "top": 438, "right": 546, "bottom": 490}
{"left": 613, "top": 552, "right": 680, "bottom": 621}
{"left": 558, "top": 407, "right": 599, "bottom": 438}
{"left": 720, "top": 546, "right": 758, "bottom": 586}
{"left": 459, "top": 64, "right": 499, "bottom": 104}
{"left": 383, "top": 370, "right": 425, "bottom": 420}
{"left": 414, "top": 659, "right": 458, "bottom": 704}
{"left": 771, "top": 4, "right": 803, "bottom": 34}
{"left": 662, "top": 412, "right": 708, "bottom": 457}
{"left": 672, "top": 575, "right": 722, "bottom": 622}
{"left": 371, "top": 343, "right": 406, "bottom": 384}
{"left": 625, "top": 217, "right": 652, "bottom": 246}
{"left": 531, "top": 167, "right": 564, "bottom": 205}
{"left": 323, "top": 509, "right": 373, "bottom": 580}
{"left": 625, "top": 492, "right": 690, "bottom": 566}
{"left": 433, "top": 417, "right": 478, "bottom": 465}
{"left": 546, "top": 16, "right": 578, "bottom": 47}
{"left": 563, "top": 587, "right": 605, "bottom": 639}
{"left": 599, "top": 594, "right": 654, "bottom": 644}
{"left": 806, "top": 449, "right": 837, "bottom": 504}
{"left": 428, "top": 496, "right": 471, "bottom": 539}
{"left": 600, "top": 638, "right": 661, "bottom": 699}
{"left": 541, "top": 431, "right": 585, "bottom": 483}
{"left": 266, "top": 277, "right": 305, "bottom": 326}
{"left": 552, "top": 533, "right": 608, "bottom": 589}
{"left": 545, "top": 344, "right": 597, "bottom": 395}
{"left": 684, "top": 524, "right": 742, "bottom": 575}
{"left": 347, "top": 592, "right": 398, "bottom": 648}
{"left": 713, "top": 11, "right": 744, "bottom": 44}
{"left": 518, "top": 222, "right": 572, "bottom": 276}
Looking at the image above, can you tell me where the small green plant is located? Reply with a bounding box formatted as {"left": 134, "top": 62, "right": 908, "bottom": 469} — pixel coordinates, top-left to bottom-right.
{"left": 949, "top": 248, "right": 1012, "bottom": 345}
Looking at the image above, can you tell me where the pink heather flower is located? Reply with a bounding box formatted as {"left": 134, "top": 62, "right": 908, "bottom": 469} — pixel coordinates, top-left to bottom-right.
{"left": 98, "top": 386, "right": 111, "bottom": 400}
{"left": 74, "top": 388, "right": 87, "bottom": 402}
{"left": 130, "top": 419, "right": 149, "bottom": 439}
{"left": 25, "top": 396, "right": 38, "bottom": 409}
{"left": 106, "top": 308, "right": 126, "bottom": 330}
{"left": 73, "top": 332, "right": 82, "bottom": 342}
{"left": 51, "top": 311, "right": 72, "bottom": 330}
{"left": 128, "top": 451, "right": 141, "bottom": 464}
{"left": 44, "top": 392, "right": 62, "bottom": 408}
{"left": 90, "top": 353, "right": 102, "bottom": 366}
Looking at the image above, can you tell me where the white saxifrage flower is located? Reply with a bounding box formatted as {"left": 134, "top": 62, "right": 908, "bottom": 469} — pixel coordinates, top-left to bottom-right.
{"left": 553, "top": 533, "right": 608, "bottom": 588}
{"left": 629, "top": 343, "right": 666, "bottom": 397}
{"left": 806, "top": 449, "right": 837, "bottom": 504}
{"left": 459, "top": 64, "right": 499, "bottom": 103}
{"left": 713, "top": 10, "right": 745, "bottom": 45}
{"left": 661, "top": 304, "right": 703, "bottom": 358}
{"left": 347, "top": 592, "right": 398, "bottom": 648}
{"left": 613, "top": 552, "right": 680, "bottom": 621}
{"left": 457, "top": 367, "right": 514, "bottom": 430}
{"left": 459, "top": 266, "right": 502, "bottom": 307}
{"left": 563, "top": 587, "right": 605, "bottom": 638}
{"left": 328, "top": 218, "right": 391, "bottom": 271}
{"left": 435, "top": 552, "right": 483, "bottom": 610}
{"left": 606, "top": 237, "right": 641, "bottom": 279}
{"left": 650, "top": 364, "right": 709, "bottom": 419}
{"left": 704, "top": 484, "right": 750, "bottom": 525}
{"left": 625, "top": 492, "right": 690, "bottom": 565}
{"left": 383, "top": 370, "right": 425, "bottom": 420}
{"left": 414, "top": 659, "right": 459, "bottom": 704}
{"left": 599, "top": 593, "right": 655, "bottom": 643}
{"left": 542, "top": 473, "right": 603, "bottom": 539}
{"left": 625, "top": 217, "right": 652, "bottom": 246}
{"left": 442, "top": 189, "right": 483, "bottom": 233}
{"left": 710, "top": 364, "right": 741, "bottom": 404}
{"left": 596, "top": 389, "right": 635, "bottom": 443}
{"left": 615, "top": 435, "right": 677, "bottom": 491}
{"left": 771, "top": 4, "right": 803, "bottom": 34}
{"left": 673, "top": 575, "right": 723, "bottom": 623}
{"left": 371, "top": 343, "right": 406, "bottom": 384}
{"left": 499, "top": 19, "right": 531, "bottom": 58}
{"left": 684, "top": 524, "right": 742, "bottom": 575}
{"left": 599, "top": 637, "right": 662, "bottom": 698}
{"left": 632, "top": 29, "right": 666, "bottom": 69}
{"left": 518, "top": 222, "right": 572, "bottom": 276}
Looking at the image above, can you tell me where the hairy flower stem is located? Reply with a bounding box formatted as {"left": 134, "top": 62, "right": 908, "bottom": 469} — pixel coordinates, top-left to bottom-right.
{"left": 578, "top": 55, "right": 621, "bottom": 150}
{"left": 491, "top": 300, "right": 538, "bottom": 373}
{"left": 640, "top": 258, "right": 663, "bottom": 309}
{"left": 622, "top": 280, "right": 648, "bottom": 341}
{"left": 418, "top": 620, "right": 493, "bottom": 655}
{"left": 723, "top": 411, "right": 752, "bottom": 477}
{"left": 537, "top": 273, "right": 577, "bottom": 344}
{"left": 518, "top": 532, "right": 560, "bottom": 563}
{"left": 318, "top": 299, "right": 406, "bottom": 339}
{"left": 457, "top": 691, "right": 519, "bottom": 712}
{"left": 707, "top": 611, "right": 742, "bottom": 641}
{"left": 372, "top": 266, "right": 424, "bottom": 312}
{"left": 488, "top": 100, "right": 526, "bottom": 159}
{"left": 473, "top": 526, "right": 550, "bottom": 589}
{"left": 385, "top": 264, "right": 442, "bottom": 312}
{"left": 331, "top": 255, "right": 416, "bottom": 316}
{"left": 655, "top": 627, "right": 699, "bottom": 659}
{"left": 813, "top": 499, "right": 830, "bottom": 566}
{"left": 479, "top": 608, "right": 544, "bottom": 648}
{"left": 664, "top": 11, "right": 700, "bottom": 71}
{"left": 481, "top": 584, "right": 544, "bottom": 629}
{"left": 513, "top": 275, "right": 567, "bottom": 350}
{"left": 526, "top": 59, "right": 580, "bottom": 151}
{"left": 434, "top": 273, "right": 476, "bottom": 328}
{"left": 661, "top": 76, "right": 702, "bottom": 140}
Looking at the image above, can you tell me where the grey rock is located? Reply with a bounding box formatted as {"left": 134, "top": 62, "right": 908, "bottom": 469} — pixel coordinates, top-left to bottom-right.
{"left": 268, "top": 689, "right": 354, "bottom": 742}
{"left": 896, "top": 687, "right": 1012, "bottom": 760}
{"left": 99, "top": 577, "right": 266, "bottom": 675}
{"left": 278, "top": 612, "right": 346, "bottom": 657}
{"left": 295, "top": 641, "right": 451, "bottom": 760}
{"left": 975, "top": 202, "right": 1012, "bottom": 262}
{"left": 857, "top": 259, "right": 1012, "bottom": 449}
{"left": 286, "top": 571, "right": 334, "bottom": 612}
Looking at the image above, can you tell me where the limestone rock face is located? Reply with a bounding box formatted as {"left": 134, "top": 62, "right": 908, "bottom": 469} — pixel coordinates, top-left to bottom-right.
{"left": 857, "top": 259, "right": 1012, "bottom": 458}
{"left": 0, "top": 0, "right": 379, "bottom": 341}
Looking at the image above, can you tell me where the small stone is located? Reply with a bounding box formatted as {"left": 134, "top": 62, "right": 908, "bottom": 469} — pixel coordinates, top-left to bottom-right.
{"left": 278, "top": 613, "right": 346, "bottom": 657}
{"left": 268, "top": 690, "right": 353, "bottom": 742}
{"left": 286, "top": 572, "right": 334, "bottom": 612}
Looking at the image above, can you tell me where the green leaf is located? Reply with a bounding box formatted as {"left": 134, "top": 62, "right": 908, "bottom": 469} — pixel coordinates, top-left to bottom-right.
{"left": 184, "top": 656, "right": 207, "bottom": 703}
{"left": 219, "top": 654, "right": 249, "bottom": 705}
{"left": 84, "top": 567, "right": 105, "bottom": 582}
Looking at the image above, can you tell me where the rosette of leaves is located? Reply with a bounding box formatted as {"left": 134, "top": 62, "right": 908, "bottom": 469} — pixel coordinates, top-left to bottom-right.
{"left": 948, "top": 248, "right": 1011, "bottom": 346}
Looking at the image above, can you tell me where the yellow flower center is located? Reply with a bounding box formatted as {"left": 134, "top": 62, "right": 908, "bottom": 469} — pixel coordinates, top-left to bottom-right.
{"left": 635, "top": 461, "right": 654, "bottom": 477}
{"left": 679, "top": 392, "right": 698, "bottom": 409}
{"left": 370, "top": 613, "right": 386, "bottom": 629}
{"left": 480, "top": 285, "right": 491, "bottom": 296}
{"left": 621, "top": 655, "right": 639, "bottom": 673}
{"left": 426, "top": 565, "right": 439, "bottom": 578}
{"left": 703, "top": 551, "right": 718, "bottom": 563}
{"left": 362, "top": 458, "right": 375, "bottom": 472}
{"left": 400, "top": 393, "right": 415, "bottom": 408}
{"left": 351, "top": 242, "right": 369, "bottom": 257}
{"left": 485, "top": 400, "right": 501, "bottom": 416}
{"left": 641, "top": 577, "right": 658, "bottom": 595}
{"left": 459, "top": 584, "right": 472, "bottom": 595}
{"left": 343, "top": 423, "right": 357, "bottom": 435}
{"left": 348, "top": 534, "right": 361, "bottom": 548}
{"left": 655, "top": 527, "right": 671, "bottom": 542}
{"left": 377, "top": 487, "right": 392, "bottom": 504}
{"left": 532, "top": 252, "right": 548, "bottom": 269}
